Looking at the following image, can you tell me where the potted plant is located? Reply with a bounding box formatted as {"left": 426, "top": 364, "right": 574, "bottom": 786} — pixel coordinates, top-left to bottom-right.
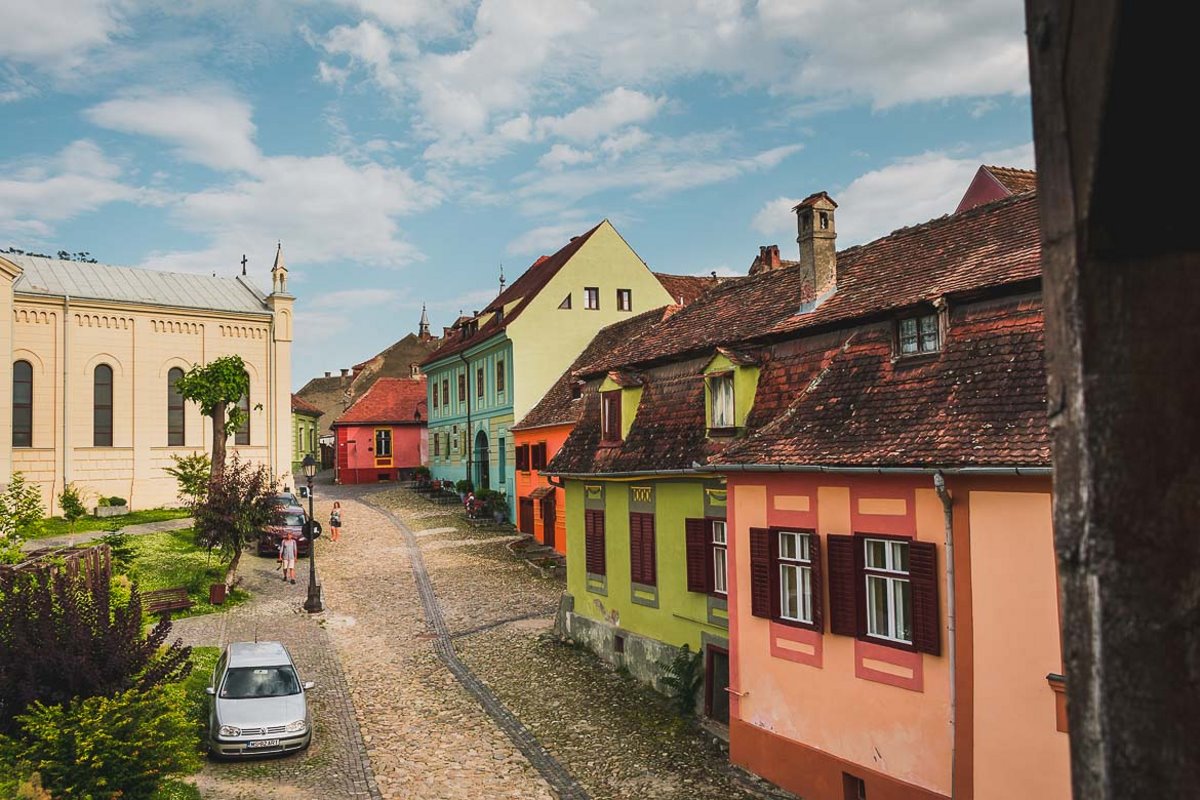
{"left": 93, "top": 496, "right": 130, "bottom": 518}
{"left": 455, "top": 479, "right": 474, "bottom": 502}
{"left": 489, "top": 493, "right": 509, "bottom": 524}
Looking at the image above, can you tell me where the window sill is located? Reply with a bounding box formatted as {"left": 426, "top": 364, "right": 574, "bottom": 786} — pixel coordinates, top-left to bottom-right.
{"left": 861, "top": 633, "right": 917, "bottom": 653}
{"left": 706, "top": 427, "right": 738, "bottom": 438}
{"left": 891, "top": 351, "right": 940, "bottom": 366}
{"left": 772, "top": 615, "right": 820, "bottom": 633}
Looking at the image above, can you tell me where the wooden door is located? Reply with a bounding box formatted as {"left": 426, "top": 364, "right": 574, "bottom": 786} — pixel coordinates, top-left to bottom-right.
{"left": 519, "top": 497, "right": 535, "bottom": 535}
{"left": 540, "top": 495, "right": 556, "bottom": 549}
{"left": 705, "top": 645, "right": 730, "bottom": 724}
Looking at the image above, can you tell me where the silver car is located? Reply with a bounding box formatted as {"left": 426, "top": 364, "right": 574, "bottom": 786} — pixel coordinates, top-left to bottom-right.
{"left": 206, "top": 641, "right": 314, "bottom": 757}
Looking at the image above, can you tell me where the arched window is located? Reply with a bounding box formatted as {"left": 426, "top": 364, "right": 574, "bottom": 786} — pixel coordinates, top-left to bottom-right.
{"left": 167, "top": 367, "right": 185, "bottom": 446}
{"left": 94, "top": 364, "right": 113, "bottom": 446}
{"left": 13, "top": 360, "right": 32, "bottom": 448}
{"left": 235, "top": 373, "right": 250, "bottom": 445}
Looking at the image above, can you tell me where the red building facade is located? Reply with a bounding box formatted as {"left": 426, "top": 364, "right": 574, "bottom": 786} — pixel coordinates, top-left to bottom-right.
{"left": 332, "top": 377, "right": 427, "bottom": 484}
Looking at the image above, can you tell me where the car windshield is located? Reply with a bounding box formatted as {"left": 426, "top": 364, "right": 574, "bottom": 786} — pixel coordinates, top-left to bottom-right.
{"left": 220, "top": 666, "right": 301, "bottom": 699}
{"left": 281, "top": 513, "right": 305, "bottom": 527}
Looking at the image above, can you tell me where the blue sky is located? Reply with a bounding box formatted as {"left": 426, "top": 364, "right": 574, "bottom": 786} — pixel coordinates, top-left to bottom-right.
{"left": 1, "top": 1, "right": 1034, "bottom": 389}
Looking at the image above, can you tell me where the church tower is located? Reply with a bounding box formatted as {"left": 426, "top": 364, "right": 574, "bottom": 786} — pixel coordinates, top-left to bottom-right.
{"left": 419, "top": 303, "right": 431, "bottom": 340}
{"left": 266, "top": 242, "right": 294, "bottom": 487}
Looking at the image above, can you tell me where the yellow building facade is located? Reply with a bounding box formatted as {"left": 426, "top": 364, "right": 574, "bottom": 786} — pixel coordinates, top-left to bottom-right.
{"left": 0, "top": 251, "right": 293, "bottom": 513}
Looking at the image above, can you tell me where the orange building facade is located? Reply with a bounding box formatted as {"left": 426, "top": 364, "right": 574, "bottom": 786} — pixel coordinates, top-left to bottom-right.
{"left": 725, "top": 472, "right": 1068, "bottom": 800}
{"left": 512, "top": 424, "right": 570, "bottom": 553}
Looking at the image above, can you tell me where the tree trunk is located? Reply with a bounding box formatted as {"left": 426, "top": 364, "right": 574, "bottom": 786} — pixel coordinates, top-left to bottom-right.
{"left": 211, "top": 402, "right": 228, "bottom": 478}
{"left": 224, "top": 546, "right": 241, "bottom": 590}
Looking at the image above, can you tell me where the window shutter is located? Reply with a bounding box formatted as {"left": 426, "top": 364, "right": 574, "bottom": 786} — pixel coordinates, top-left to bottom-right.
{"left": 540, "top": 443, "right": 549, "bottom": 469}
{"left": 585, "top": 510, "right": 606, "bottom": 575}
{"left": 629, "top": 512, "right": 656, "bottom": 585}
{"left": 516, "top": 444, "right": 528, "bottom": 470}
{"left": 629, "top": 513, "right": 643, "bottom": 584}
{"left": 809, "top": 533, "right": 825, "bottom": 633}
{"left": 827, "top": 534, "right": 859, "bottom": 636}
{"left": 749, "top": 527, "right": 771, "bottom": 618}
{"left": 769, "top": 528, "right": 781, "bottom": 619}
{"left": 684, "top": 518, "right": 709, "bottom": 592}
{"left": 910, "top": 541, "right": 941, "bottom": 655}
{"left": 643, "top": 514, "right": 656, "bottom": 585}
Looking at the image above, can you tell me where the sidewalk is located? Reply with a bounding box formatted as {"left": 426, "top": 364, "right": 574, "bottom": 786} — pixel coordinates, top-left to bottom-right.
{"left": 21, "top": 516, "right": 194, "bottom": 552}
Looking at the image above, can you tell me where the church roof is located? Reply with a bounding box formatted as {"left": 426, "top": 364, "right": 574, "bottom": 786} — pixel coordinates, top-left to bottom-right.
{"left": 4, "top": 254, "right": 272, "bottom": 315}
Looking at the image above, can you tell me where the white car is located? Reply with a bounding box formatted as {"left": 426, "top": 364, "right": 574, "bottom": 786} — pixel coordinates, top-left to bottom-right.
{"left": 206, "top": 641, "right": 314, "bottom": 757}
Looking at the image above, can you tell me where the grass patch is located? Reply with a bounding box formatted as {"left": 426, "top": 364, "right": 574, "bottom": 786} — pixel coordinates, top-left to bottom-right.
{"left": 153, "top": 780, "right": 202, "bottom": 800}
{"left": 34, "top": 507, "right": 192, "bottom": 540}
{"left": 153, "top": 645, "right": 219, "bottom": 799}
{"left": 123, "top": 530, "right": 249, "bottom": 618}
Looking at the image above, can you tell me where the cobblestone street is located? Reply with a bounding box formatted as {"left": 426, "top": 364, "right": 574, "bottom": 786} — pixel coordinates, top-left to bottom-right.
{"left": 176, "top": 478, "right": 782, "bottom": 800}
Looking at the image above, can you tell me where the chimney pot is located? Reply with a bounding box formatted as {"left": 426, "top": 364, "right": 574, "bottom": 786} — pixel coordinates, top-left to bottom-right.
{"left": 324, "top": 371, "right": 331, "bottom": 378}
{"left": 340, "top": 368, "right": 349, "bottom": 377}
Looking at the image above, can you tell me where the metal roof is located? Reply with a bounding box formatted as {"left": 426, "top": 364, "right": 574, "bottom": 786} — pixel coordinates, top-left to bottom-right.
{"left": 5, "top": 254, "right": 272, "bottom": 314}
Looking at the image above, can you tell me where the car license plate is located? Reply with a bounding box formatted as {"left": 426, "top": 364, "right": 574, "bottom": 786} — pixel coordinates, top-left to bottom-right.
{"left": 246, "top": 739, "right": 280, "bottom": 748}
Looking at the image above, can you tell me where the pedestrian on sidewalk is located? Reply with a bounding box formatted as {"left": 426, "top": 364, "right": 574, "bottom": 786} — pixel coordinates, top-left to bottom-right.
{"left": 329, "top": 502, "right": 342, "bottom": 543}
{"left": 279, "top": 531, "right": 298, "bottom": 584}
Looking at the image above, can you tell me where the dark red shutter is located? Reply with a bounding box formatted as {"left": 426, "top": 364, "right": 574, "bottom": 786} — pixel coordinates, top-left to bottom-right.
{"left": 685, "top": 518, "right": 709, "bottom": 592}
{"left": 516, "top": 444, "right": 529, "bottom": 471}
{"left": 540, "top": 443, "right": 549, "bottom": 468}
{"left": 585, "top": 510, "right": 606, "bottom": 576}
{"left": 910, "top": 541, "right": 941, "bottom": 655}
{"left": 809, "top": 533, "right": 825, "bottom": 632}
{"left": 827, "top": 534, "right": 859, "bottom": 636}
{"left": 768, "top": 528, "right": 781, "bottom": 618}
{"left": 749, "top": 527, "right": 771, "bottom": 618}
{"left": 643, "top": 514, "right": 656, "bottom": 585}
{"left": 629, "top": 513, "right": 643, "bottom": 584}
{"left": 629, "top": 512, "right": 656, "bottom": 585}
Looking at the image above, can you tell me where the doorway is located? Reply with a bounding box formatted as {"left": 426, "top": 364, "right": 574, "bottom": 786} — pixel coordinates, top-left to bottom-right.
{"left": 519, "top": 497, "right": 535, "bottom": 535}
{"left": 705, "top": 645, "right": 730, "bottom": 724}
{"left": 474, "top": 430, "right": 490, "bottom": 490}
{"left": 541, "top": 495, "right": 556, "bottom": 549}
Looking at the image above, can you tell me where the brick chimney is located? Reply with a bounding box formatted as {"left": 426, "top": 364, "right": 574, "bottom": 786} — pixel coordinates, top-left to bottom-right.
{"left": 340, "top": 368, "right": 349, "bottom": 377}
{"left": 749, "top": 244, "right": 784, "bottom": 276}
{"left": 794, "top": 191, "right": 838, "bottom": 295}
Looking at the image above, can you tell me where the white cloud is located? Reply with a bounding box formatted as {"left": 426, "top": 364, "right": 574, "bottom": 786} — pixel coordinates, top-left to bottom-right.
{"left": 308, "top": 288, "right": 402, "bottom": 309}
{"left": 505, "top": 220, "right": 592, "bottom": 256}
{"left": 320, "top": 20, "right": 404, "bottom": 92}
{"left": 600, "top": 127, "right": 651, "bottom": 158}
{"left": 535, "top": 88, "right": 665, "bottom": 142}
{"left": 0, "top": 140, "right": 155, "bottom": 239}
{"left": 0, "top": 0, "right": 122, "bottom": 68}
{"left": 537, "top": 144, "right": 594, "bottom": 171}
{"left": 833, "top": 142, "right": 1034, "bottom": 246}
{"left": 333, "top": 0, "right": 471, "bottom": 33}
{"left": 85, "top": 89, "right": 261, "bottom": 173}
{"left": 751, "top": 196, "right": 802, "bottom": 238}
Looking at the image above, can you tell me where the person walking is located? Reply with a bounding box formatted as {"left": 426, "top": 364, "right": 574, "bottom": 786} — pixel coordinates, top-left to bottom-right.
{"left": 329, "top": 502, "right": 342, "bottom": 543}
{"left": 279, "top": 531, "right": 298, "bottom": 584}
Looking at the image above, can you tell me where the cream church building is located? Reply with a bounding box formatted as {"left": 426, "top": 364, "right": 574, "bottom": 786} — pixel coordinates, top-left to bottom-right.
{"left": 0, "top": 248, "right": 294, "bottom": 514}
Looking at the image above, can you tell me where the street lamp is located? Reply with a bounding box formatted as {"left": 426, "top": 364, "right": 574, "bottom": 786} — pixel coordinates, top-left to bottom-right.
{"left": 301, "top": 454, "right": 324, "bottom": 613}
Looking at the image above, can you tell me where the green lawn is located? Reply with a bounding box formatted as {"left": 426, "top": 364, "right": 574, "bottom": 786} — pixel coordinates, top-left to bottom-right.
{"left": 122, "top": 529, "right": 249, "bottom": 618}
{"left": 33, "top": 507, "right": 192, "bottom": 539}
{"left": 154, "top": 645, "right": 220, "bottom": 800}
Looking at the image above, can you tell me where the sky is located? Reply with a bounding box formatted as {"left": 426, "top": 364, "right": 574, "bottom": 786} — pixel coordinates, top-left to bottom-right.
{"left": 0, "top": 0, "right": 1035, "bottom": 389}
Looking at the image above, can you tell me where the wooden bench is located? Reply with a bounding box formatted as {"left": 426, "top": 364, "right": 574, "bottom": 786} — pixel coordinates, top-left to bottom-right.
{"left": 143, "top": 587, "right": 194, "bottom": 618}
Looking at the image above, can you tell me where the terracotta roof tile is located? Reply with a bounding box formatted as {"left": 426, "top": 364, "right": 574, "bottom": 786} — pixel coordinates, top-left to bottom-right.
{"left": 291, "top": 394, "right": 322, "bottom": 416}
{"left": 653, "top": 272, "right": 732, "bottom": 305}
{"left": 512, "top": 306, "right": 669, "bottom": 431}
{"left": 984, "top": 165, "right": 1037, "bottom": 194}
{"left": 333, "top": 377, "right": 427, "bottom": 426}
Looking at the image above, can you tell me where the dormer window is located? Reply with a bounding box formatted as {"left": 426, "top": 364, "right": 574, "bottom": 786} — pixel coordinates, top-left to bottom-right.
{"left": 600, "top": 391, "right": 622, "bottom": 443}
{"left": 570, "top": 381, "right": 583, "bottom": 400}
{"left": 709, "top": 373, "right": 735, "bottom": 429}
{"left": 899, "top": 313, "right": 940, "bottom": 355}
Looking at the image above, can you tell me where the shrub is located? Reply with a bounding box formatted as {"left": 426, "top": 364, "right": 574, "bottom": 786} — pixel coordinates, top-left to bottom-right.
{"left": 106, "top": 497, "right": 127, "bottom": 507}
{"left": 0, "top": 472, "right": 46, "bottom": 562}
{"left": 0, "top": 569, "right": 191, "bottom": 731}
{"left": 164, "top": 453, "right": 212, "bottom": 509}
{"left": 57, "top": 484, "right": 87, "bottom": 532}
{"left": 413, "top": 465, "right": 431, "bottom": 480}
{"left": 100, "top": 531, "right": 136, "bottom": 573}
{"left": 455, "top": 479, "right": 474, "bottom": 495}
{"left": 193, "top": 455, "right": 279, "bottom": 588}
{"left": 1, "top": 686, "right": 201, "bottom": 800}
{"left": 660, "top": 643, "right": 703, "bottom": 716}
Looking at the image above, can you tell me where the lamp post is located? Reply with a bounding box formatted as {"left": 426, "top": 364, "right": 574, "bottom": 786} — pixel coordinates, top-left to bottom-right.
{"left": 301, "top": 454, "right": 324, "bottom": 613}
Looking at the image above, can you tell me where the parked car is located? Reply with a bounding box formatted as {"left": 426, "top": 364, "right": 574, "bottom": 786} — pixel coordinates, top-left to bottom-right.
{"left": 257, "top": 506, "right": 310, "bottom": 557}
{"left": 271, "top": 490, "right": 300, "bottom": 509}
{"left": 206, "top": 641, "right": 314, "bottom": 757}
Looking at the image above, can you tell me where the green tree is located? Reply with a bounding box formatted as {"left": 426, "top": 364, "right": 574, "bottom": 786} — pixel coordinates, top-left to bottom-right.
{"left": 0, "top": 473, "right": 45, "bottom": 563}
{"left": 163, "top": 452, "right": 212, "bottom": 509}
{"left": 193, "top": 455, "right": 280, "bottom": 589}
{"left": 174, "top": 355, "right": 250, "bottom": 477}
{"left": 660, "top": 644, "right": 704, "bottom": 716}
{"left": 57, "top": 483, "right": 87, "bottom": 534}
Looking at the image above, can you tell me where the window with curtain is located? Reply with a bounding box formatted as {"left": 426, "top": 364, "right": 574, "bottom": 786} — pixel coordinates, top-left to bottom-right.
{"left": 94, "top": 364, "right": 113, "bottom": 446}
{"left": 167, "top": 367, "right": 185, "bottom": 446}
{"left": 13, "top": 360, "right": 32, "bottom": 448}
{"left": 235, "top": 373, "right": 250, "bottom": 445}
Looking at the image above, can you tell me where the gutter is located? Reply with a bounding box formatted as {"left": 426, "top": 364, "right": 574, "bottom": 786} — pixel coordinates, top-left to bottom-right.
{"left": 934, "top": 471, "right": 958, "bottom": 798}
{"left": 703, "top": 463, "right": 1052, "bottom": 476}
{"left": 458, "top": 353, "right": 472, "bottom": 486}
{"left": 544, "top": 467, "right": 701, "bottom": 479}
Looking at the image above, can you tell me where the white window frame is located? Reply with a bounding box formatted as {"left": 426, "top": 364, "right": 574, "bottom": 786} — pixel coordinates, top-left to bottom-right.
{"left": 899, "top": 313, "right": 940, "bottom": 355}
{"left": 778, "top": 531, "right": 813, "bottom": 624}
{"left": 711, "top": 520, "right": 728, "bottom": 596}
{"left": 709, "top": 373, "right": 735, "bottom": 428}
{"left": 864, "top": 537, "right": 913, "bottom": 644}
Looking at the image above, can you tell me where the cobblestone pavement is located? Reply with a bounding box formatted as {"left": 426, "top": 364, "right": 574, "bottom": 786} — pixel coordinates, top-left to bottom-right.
{"left": 175, "top": 479, "right": 784, "bottom": 800}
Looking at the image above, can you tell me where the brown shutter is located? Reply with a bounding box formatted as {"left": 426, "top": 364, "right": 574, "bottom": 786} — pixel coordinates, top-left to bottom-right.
{"left": 516, "top": 444, "right": 528, "bottom": 471}
{"left": 809, "top": 533, "right": 825, "bottom": 633}
{"left": 629, "top": 512, "right": 656, "bottom": 585}
{"left": 769, "top": 529, "right": 781, "bottom": 618}
{"left": 685, "top": 519, "right": 709, "bottom": 592}
{"left": 585, "top": 510, "right": 606, "bottom": 575}
{"left": 629, "top": 513, "right": 643, "bottom": 584}
{"left": 827, "top": 534, "right": 859, "bottom": 636}
{"left": 643, "top": 514, "right": 656, "bottom": 586}
{"left": 749, "top": 527, "right": 771, "bottom": 618}
{"left": 910, "top": 541, "right": 941, "bottom": 655}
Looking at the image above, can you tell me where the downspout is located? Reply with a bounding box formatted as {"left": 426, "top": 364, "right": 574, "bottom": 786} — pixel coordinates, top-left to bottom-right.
{"left": 934, "top": 471, "right": 957, "bottom": 798}
{"left": 61, "top": 294, "right": 71, "bottom": 499}
{"left": 458, "top": 353, "right": 472, "bottom": 486}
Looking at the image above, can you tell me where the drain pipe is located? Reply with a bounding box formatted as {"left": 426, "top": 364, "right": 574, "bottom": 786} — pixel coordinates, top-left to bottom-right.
{"left": 458, "top": 353, "right": 472, "bottom": 487}
{"left": 934, "top": 471, "right": 957, "bottom": 797}
{"left": 61, "top": 294, "right": 71, "bottom": 502}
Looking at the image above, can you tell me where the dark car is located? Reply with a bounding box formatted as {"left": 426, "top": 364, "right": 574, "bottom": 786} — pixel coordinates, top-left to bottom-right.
{"left": 257, "top": 506, "right": 309, "bottom": 557}
{"left": 271, "top": 490, "right": 300, "bottom": 509}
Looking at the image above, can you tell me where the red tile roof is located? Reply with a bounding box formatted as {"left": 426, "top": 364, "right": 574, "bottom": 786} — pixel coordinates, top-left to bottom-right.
{"left": 653, "top": 273, "right": 732, "bottom": 305}
{"left": 291, "top": 394, "right": 322, "bottom": 416}
{"left": 421, "top": 222, "right": 603, "bottom": 366}
{"left": 512, "top": 306, "right": 670, "bottom": 431}
{"left": 984, "top": 165, "right": 1037, "bottom": 194}
{"left": 576, "top": 192, "right": 1041, "bottom": 377}
{"left": 333, "top": 377, "right": 427, "bottom": 426}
